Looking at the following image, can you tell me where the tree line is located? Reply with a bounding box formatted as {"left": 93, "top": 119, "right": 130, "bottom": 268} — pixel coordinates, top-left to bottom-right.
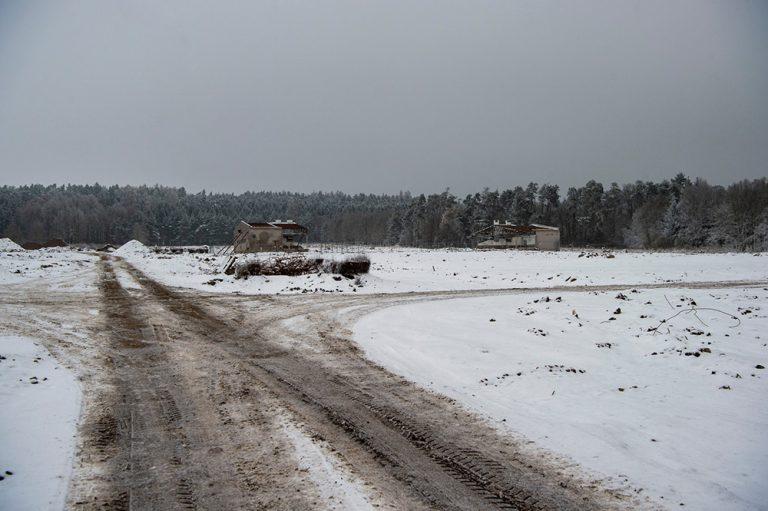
{"left": 1, "top": 175, "right": 767, "bottom": 250}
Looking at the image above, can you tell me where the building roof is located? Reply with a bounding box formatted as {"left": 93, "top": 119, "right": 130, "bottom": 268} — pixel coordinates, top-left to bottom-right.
{"left": 530, "top": 224, "right": 559, "bottom": 231}
{"left": 246, "top": 221, "right": 281, "bottom": 229}
{"left": 245, "top": 220, "right": 308, "bottom": 232}
{"left": 472, "top": 222, "right": 559, "bottom": 237}
{"left": 271, "top": 222, "right": 308, "bottom": 232}
{"left": 472, "top": 224, "right": 536, "bottom": 236}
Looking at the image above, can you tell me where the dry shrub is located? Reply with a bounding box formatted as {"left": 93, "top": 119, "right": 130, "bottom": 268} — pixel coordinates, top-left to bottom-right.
{"left": 322, "top": 254, "right": 371, "bottom": 276}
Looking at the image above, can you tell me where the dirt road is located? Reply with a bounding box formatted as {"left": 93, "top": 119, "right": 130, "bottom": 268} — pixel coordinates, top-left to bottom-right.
{"left": 6, "top": 257, "right": 761, "bottom": 510}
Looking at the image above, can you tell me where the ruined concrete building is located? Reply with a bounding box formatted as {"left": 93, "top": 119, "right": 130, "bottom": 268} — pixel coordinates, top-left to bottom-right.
{"left": 474, "top": 221, "right": 560, "bottom": 251}
{"left": 233, "top": 220, "right": 309, "bottom": 253}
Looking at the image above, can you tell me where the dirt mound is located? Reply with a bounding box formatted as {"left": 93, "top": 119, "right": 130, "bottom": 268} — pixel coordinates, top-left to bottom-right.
{"left": 42, "top": 238, "right": 68, "bottom": 248}
{"left": 0, "top": 238, "right": 24, "bottom": 251}
{"left": 114, "top": 240, "right": 151, "bottom": 256}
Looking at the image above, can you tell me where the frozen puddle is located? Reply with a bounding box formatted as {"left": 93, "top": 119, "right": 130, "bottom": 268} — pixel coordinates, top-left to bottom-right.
{"left": 0, "top": 336, "right": 81, "bottom": 511}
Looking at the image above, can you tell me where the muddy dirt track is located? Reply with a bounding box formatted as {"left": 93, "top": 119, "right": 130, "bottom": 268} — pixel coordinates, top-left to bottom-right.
{"left": 6, "top": 257, "right": 765, "bottom": 510}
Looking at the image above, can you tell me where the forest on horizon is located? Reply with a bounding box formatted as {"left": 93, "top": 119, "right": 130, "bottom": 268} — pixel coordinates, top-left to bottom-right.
{"left": 1, "top": 174, "right": 767, "bottom": 251}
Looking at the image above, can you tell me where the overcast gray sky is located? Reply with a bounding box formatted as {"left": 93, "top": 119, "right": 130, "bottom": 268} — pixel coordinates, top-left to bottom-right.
{"left": 0, "top": 0, "right": 766, "bottom": 194}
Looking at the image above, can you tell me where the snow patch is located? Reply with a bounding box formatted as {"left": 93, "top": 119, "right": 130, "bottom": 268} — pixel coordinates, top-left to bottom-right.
{"left": 280, "top": 417, "right": 375, "bottom": 510}
{"left": 114, "top": 239, "right": 150, "bottom": 256}
{"left": 0, "top": 336, "right": 81, "bottom": 511}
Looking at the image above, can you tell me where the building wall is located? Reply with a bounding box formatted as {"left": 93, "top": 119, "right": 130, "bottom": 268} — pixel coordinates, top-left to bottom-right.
{"left": 535, "top": 229, "right": 560, "bottom": 251}
{"left": 477, "top": 235, "right": 536, "bottom": 249}
{"left": 233, "top": 223, "right": 283, "bottom": 253}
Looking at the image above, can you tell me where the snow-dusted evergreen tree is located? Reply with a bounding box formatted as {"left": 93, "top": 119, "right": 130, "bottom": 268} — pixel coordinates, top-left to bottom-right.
{"left": 385, "top": 213, "right": 403, "bottom": 246}
{"left": 2, "top": 177, "right": 766, "bottom": 249}
{"left": 661, "top": 199, "right": 683, "bottom": 245}
{"left": 747, "top": 208, "right": 768, "bottom": 251}
{"left": 707, "top": 203, "right": 739, "bottom": 249}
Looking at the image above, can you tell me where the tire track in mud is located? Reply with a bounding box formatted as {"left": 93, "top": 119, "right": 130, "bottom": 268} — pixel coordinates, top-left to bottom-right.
{"left": 120, "top": 260, "right": 640, "bottom": 511}
{"left": 70, "top": 260, "right": 206, "bottom": 510}
{"left": 69, "top": 259, "right": 329, "bottom": 510}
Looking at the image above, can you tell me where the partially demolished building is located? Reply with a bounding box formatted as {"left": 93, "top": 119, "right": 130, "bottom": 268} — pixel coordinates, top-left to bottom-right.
{"left": 474, "top": 221, "right": 560, "bottom": 251}
{"left": 233, "top": 220, "right": 309, "bottom": 253}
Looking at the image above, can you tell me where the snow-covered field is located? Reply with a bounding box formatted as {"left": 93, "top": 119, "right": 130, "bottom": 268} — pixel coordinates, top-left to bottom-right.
{"left": 0, "top": 336, "right": 81, "bottom": 511}
{"left": 0, "top": 247, "right": 98, "bottom": 292}
{"left": 118, "top": 244, "right": 767, "bottom": 295}
{"left": 2, "top": 242, "right": 767, "bottom": 510}
{"left": 353, "top": 287, "right": 768, "bottom": 510}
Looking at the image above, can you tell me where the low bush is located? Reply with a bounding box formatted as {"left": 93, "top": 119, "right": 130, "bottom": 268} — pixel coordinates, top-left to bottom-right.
{"left": 322, "top": 254, "right": 371, "bottom": 276}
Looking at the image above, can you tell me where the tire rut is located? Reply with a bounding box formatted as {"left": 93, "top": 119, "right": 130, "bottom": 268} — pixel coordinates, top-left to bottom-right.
{"left": 120, "top": 260, "right": 642, "bottom": 511}
{"left": 69, "top": 261, "right": 265, "bottom": 509}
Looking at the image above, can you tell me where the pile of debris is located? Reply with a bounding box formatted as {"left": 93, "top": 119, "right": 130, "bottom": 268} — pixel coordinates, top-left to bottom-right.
{"left": 153, "top": 246, "right": 209, "bottom": 254}
{"left": 577, "top": 250, "right": 615, "bottom": 259}
{"left": 233, "top": 254, "right": 370, "bottom": 279}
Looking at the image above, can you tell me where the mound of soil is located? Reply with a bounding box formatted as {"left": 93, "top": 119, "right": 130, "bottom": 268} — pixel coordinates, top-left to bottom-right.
{"left": 42, "top": 238, "right": 68, "bottom": 248}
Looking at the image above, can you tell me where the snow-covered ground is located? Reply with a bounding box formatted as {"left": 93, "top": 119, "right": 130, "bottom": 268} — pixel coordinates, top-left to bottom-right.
{"left": 0, "top": 238, "right": 24, "bottom": 251}
{"left": 0, "top": 248, "right": 98, "bottom": 292}
{"left": 353, "top": 287, "right": 768, "bottom": 510}
{"left": 0, "top": 336, "right": 81, "bottom": 511}
{"left": 119, "top": 245, "right": 768, "bottom": 295}
{"left": 2, "top": 243, "right": 767, "bottom": 509}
